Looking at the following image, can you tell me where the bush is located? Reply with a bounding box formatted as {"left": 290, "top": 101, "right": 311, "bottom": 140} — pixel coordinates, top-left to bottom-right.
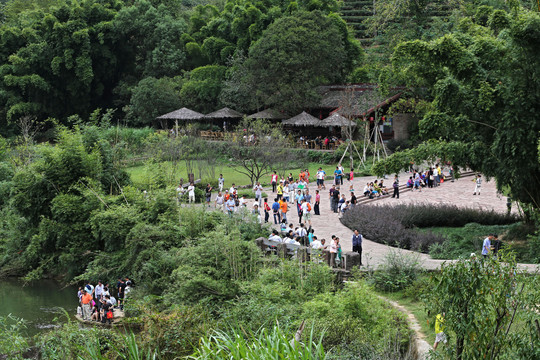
{"left": 302, "top": 282, "right": 410, "bottom": 353}
{"left": 341, "top": 204, "right": 517, "bottom": 252}
{"left": 236, "top": 188, "right": 268, "bottom": 199}
{"left": 370, "top": 249, "right": 423, "bottom": 292}
{"left": 427, "top": 223, "right": 510, "bottom": 260}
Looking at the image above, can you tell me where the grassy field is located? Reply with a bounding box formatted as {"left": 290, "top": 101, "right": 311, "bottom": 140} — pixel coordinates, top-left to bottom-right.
{"left": 125, "top": 161, "right": 352, "bottom": 189}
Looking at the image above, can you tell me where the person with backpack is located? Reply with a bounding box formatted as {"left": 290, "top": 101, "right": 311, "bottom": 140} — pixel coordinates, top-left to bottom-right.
{"left": 301, "top": 198, "right": 312, "bottom": 227}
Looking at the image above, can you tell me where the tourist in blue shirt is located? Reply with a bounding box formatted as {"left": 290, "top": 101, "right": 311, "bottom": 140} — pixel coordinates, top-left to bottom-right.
{"left": 334, "top": 166, "right": 342, "bottom": 186}
{"left": 271, "top": 198, "right": 281, "bottom": 224}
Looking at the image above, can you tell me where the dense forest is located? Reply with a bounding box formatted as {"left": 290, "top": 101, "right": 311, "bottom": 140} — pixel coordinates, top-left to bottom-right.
{"left": 0, "top": 0, "right": 362, "bottom": 133}
{"left": 1, "top": 0, "right": 540, "bottom": 359}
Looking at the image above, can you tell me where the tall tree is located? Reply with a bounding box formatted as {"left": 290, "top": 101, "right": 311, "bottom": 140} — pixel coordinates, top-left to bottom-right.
{"left": 231, "top": 10, "right": 362, "bottom": 114}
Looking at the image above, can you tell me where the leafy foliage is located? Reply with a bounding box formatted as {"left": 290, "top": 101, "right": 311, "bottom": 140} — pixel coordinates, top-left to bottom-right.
{"left": 423, "top": 252, "right": 540, "bottom": 360}
{"left": 341, "top": 203, "right": 516, "bottom": 252}
{"left": 376, "top": 7, "right": 540, "bottom": 210}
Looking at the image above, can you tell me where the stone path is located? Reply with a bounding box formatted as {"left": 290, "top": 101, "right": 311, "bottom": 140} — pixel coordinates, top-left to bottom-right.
{"left": 262, "top": 172, "right": 538, "bottom": 272}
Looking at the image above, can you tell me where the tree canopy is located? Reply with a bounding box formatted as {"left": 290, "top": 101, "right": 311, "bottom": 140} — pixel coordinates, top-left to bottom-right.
{"left": 374, "top": 5, "right": 540, "bottom": 210}
{"left": 0, "top": 0, "right": 362, "bottom": 131}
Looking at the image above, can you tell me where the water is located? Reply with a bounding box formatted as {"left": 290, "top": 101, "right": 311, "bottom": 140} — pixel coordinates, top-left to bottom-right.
{"left": 0, "top": 278, "right": 77, "bottom": 336}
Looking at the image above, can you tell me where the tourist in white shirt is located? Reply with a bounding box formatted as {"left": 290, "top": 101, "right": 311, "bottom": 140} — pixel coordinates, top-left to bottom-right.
{"left": 187, "top": 182, "right": 195, "bottom": 203}
{"left": 94, "top": 281, "right": 104, "bottom": 301}
{"left": 268, "top": 230, "right": 282, "bottom": 242}
{"left": 300, "top": 199, "right": 312, "bottom": 227}
{"left": 215, "top": 192, "right": 225, "bottom": 210}
{"left": 311, "top": 238, "right": 327, "bottom": 249}
{"left": 253, "top": 182, "right": 263, "bottom": 206}
{"left": 239, "top": 195, "right": 248, "bottom": 207}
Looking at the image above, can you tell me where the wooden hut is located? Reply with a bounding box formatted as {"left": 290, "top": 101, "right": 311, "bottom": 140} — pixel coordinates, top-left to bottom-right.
{"left": 320, "top": 113, "right": 357, "bottom": 128}
{"left": 247, "top": 109, "right": 288, "bottom": 122}
{"left": 320, "top": 112, "right": 357, "bottom": 139}
{"left": 282, "top": 111, "right": 323, "bottom": 127}
{"left": 155, "top": 107, "right": 205, "bottom": 129}
{"left": 205, "top": 107, "right": 244, "bottom": 131}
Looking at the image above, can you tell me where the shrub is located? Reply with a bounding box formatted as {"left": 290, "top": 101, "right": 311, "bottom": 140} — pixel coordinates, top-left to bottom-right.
{"left": 370, "top": 249, "right": 423, "bottom": 292}
{"left": 302, "top": 282, "right": 410, "bottom": 353}
{"left": 0, "top": 315, "right": 28, "bottom": 359}
{"left": 235, "top": 188, "right": 268, "bottom": 199}
{"left": 341, "top": 204, "right": 517, "bottom": 252}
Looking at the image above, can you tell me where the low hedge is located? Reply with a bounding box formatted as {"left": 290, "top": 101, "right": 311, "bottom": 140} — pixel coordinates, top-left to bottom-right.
{"left": 341, "top": 204, "right": 517, "bottom": 253}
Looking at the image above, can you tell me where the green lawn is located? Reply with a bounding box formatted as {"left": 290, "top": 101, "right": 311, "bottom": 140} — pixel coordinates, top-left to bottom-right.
{"left": 125, "top": 161, "right": 349, "bottom": 189}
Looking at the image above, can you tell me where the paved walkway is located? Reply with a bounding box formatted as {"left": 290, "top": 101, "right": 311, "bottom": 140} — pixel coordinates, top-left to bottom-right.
{"left": 262, "top": 172, "right": 538, "bottom": 272}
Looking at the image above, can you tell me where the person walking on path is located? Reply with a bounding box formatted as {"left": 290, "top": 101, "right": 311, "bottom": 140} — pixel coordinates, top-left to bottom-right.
{"left": 253, "top": 182, "right": 263, "bottom": 207}
{"left": 187, "top": 182, "right": 195, "bottom": 203}
{"left": 301, "top": 198, "right": 312, "bottom": 227}
{"left": 332, "top": 186, "right": 340, "bottom": 213}
{"left": 263, "top": 198, "right": 270, "bottom": 223}
{"left": 279, "top": 197, "right": 288, "bottom": 223}
{"left": 392, "top": 175, "right": 399, "bottom": 199}
{"left": 433, "top": 313, "right": 447, "bottom": 350}
{"left": 314, "top": 189, "right": 321, "bottom": 215}
{"left": 473, "top": 174, "right": 482, "bottom": 195}
{"left": 334, "top": 166, "right": 342, "bottom": 186}
{"left": 277, "top": 181, "right": 284, "bottom": 200}
{"left": 272, "top": 198, "right": 281, "bottom": 224}
{"left": 205, "top": 183, "right": 212, "bottom": 206}
{"left": 352, "top": 230, "right": 363, "bottom": 266}
{"left": 338, "top": 163, "right": 345, "bottom": 185}
{"left": 271, "top": 171, "right": 278, "bottom": 192}
{"left": 316, "top": 167, "right": 326, "bottom": 190}
{"left": 215, "top": 192, "right": 224, "bottom": 211}
{"left": 226, "top": 196, "right": 236, "bottom": 216}
{"left": 218, "top": 174, "right": 224, "bottom": 192}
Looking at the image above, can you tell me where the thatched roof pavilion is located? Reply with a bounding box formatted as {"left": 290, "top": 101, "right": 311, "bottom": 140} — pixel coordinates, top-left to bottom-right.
{"left": 156, "top": 107, "right": 205, "bottom": 121}
{"left": 155, "top": 107, "right": 205, "bottom": 129}
{"left": 205, "top": 107, "right": 244, "bottom": 119}
{"left": 247, "top": 109, "right": 288, "bottom": 120}
{"left": 282, "top": 111, "right": 322, "bottom": 127}
{"left": 320, "top": 113, "right": 357, "bottom": 127}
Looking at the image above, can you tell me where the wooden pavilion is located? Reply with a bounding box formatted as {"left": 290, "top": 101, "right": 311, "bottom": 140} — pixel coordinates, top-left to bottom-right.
{"left": 205, "top": 107, "right": 244, "bottom": 131}
{"left": 247, "top": 109, "right": 288, "bottom": 122}
{"left": 155, "top": 107, "right": 205, "bottom": 129}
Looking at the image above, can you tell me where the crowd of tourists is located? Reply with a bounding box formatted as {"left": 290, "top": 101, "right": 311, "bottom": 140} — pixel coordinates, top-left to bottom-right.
{"left": 77, "top": 277, "right": 133, "bottom": 323}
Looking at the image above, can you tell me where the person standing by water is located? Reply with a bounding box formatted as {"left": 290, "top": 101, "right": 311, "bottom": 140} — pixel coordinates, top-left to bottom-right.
{"left": 81, "top": 288, "right": 93, "bottom": 321}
